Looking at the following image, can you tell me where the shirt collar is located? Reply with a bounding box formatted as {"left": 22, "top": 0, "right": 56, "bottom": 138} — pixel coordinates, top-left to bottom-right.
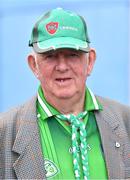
{"left": 85, "top": 88, "right": 103, "bottom": 111}
{"left": 37, "top": 85, "right": 60, "bottom": 120}
{"left": 37, "top": 86, "right": 103, "bottom": 121}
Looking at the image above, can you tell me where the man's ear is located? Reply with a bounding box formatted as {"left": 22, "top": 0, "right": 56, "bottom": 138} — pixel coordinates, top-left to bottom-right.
{"left": 87, "top": 49, "right": 96, "bottom": 76}
{"left": 27, "top": 53, "right": 39, "bottom": 78}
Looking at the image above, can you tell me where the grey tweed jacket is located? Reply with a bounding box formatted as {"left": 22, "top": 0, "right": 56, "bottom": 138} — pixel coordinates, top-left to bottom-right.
{"left": 0, "top": 96, "right": 130, "bottom": 179}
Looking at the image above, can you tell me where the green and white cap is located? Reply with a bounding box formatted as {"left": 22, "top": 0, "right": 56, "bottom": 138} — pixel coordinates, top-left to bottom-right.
{"left": 29, "top": 8, "right": 90, "bottom": 53}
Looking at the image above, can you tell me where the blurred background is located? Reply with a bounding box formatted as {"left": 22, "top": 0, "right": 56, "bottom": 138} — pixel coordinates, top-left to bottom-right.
{"left": 0, "top": 0, "right": 130, "bottom": 112}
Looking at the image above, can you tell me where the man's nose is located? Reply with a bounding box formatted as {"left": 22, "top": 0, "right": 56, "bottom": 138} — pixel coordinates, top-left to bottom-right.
{"left": 55, "top": 56, "right": 69, "bottom": 72}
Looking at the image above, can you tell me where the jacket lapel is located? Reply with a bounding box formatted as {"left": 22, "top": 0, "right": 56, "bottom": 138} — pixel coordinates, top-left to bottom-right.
{"left": 12, "top": 96, "right": 46, "bottom": 179}
{"left": 95, "top": 96, "right": 129, "bottom": 179}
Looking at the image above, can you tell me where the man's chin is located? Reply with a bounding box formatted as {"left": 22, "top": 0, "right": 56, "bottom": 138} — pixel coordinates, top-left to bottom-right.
{"left": 54, "top": 91, "right": 77, "bottom": 100}
{"left": 57, "top": 95, "right": 74, "bottom": 99}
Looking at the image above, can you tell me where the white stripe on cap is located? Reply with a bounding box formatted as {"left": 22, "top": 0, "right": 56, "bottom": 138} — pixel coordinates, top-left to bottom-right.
{"left": 87, "top": 88, "right": 99, "bottom": 110}
{"left": 37, "top": 92, "right": 52, "bottom": 116}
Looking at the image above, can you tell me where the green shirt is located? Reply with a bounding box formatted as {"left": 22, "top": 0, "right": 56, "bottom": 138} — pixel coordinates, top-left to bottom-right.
{"left": 37, "top": 86, "right": 108, "bottom": 179}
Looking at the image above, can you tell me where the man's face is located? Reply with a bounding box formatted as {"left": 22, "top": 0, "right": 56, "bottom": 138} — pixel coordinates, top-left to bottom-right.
{"left": 28, "top": 48, "right": 96, "bottom": 101}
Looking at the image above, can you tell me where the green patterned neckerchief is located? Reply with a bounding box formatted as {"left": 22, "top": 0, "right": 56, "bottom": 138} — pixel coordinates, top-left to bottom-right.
{"left": 56, "top": 112, "right": 89, "bottom": 180}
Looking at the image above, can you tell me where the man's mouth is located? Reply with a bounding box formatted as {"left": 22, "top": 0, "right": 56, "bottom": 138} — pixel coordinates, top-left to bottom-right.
{"left": 55, "top": 78, "right": 73, "bottom": 86}
{"left": 55, "top": 78, "right": 72, "bottom": 82}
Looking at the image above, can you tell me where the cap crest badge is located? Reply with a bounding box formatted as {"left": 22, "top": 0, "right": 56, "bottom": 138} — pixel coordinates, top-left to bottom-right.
{"left": 46, "top": 22, "right": 59, "bottom": 34}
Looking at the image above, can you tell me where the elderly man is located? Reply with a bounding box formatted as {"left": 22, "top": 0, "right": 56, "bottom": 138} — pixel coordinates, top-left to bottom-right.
{"left": 0, "top": 8, "right": 130, "bottom": 180}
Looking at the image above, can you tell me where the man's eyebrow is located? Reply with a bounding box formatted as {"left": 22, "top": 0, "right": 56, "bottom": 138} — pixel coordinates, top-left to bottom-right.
{"left": 38, "top": 51, "right": 53, "bottom": 57}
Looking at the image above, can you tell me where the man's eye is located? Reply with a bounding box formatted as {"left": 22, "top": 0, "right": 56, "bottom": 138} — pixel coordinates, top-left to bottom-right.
{"left": 69, "top": 53, "right": 79, "bottom": 57}
{"left": 46, "top": 54, "right": 55, "bottom": 59}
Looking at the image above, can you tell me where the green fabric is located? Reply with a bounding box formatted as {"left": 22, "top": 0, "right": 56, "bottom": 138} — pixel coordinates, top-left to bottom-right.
{"left": 29, "top": 8, "right": 90, "bottom": 53}
{"left": 37, "top": 86, "right": 108, "bottom": 179}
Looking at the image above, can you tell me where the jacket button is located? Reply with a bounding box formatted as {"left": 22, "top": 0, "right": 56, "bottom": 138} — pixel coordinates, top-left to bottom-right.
{"left": 37, "top": 113, "right": 41, "bottom": 118}
{"left": 115, "top": 142, "right": 120, "bottom": 148}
